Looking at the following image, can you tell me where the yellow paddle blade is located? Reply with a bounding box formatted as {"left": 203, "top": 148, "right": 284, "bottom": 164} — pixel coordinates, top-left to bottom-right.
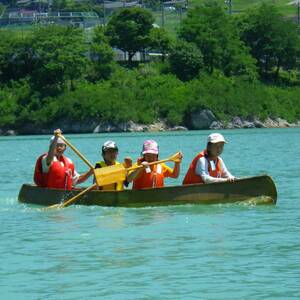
{"left": 94, "top": 164, "right": 127, "bottom": 186}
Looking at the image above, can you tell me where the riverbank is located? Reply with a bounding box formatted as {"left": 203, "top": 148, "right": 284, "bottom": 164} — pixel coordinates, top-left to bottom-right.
{"left": 1, "top": 112, "right": 299, "bottom": 136}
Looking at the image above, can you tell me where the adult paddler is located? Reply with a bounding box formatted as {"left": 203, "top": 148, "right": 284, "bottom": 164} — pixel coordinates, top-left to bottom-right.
{"left": 34, "top": 129, "right": 93, "bottom": 190}
{"left": 183, "top": 133, "right": 235, "bottom": 185}
{"left": 94, "top": 140, "right": 132, "bottom": 190}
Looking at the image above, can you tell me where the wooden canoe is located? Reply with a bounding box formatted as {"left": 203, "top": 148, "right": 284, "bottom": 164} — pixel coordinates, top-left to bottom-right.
{"left": 18, "top": 175, "right": 277, "bottom": 207}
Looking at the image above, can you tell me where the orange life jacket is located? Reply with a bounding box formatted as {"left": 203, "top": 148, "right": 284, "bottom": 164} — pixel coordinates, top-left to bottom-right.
{"left": 182, "top": 150, "right": 222, "bottom": 185}
{"left": 34, "top": 154, "right": 74, "bottom": 190}
{"left": 133, "top": 164, "right": 166, "bottom": 190}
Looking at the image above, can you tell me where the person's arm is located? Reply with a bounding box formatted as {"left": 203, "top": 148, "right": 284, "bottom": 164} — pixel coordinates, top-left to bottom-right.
{"left": 195, "top": 157, "right": 228, "bottom": 184}
{"left": 127, "top": 158, "right": 148, "bottom": 182}
{"left": 74, "top": 169, "right": 94, "bottom": 185}
{"left": 46, "top": 128, "right": 62, "bottom": 166}
{"left": 219, "top": 158, "right": 235, "bottom": 182}
{"left": 169, "top": 152, "right": 183, "bottom": 178}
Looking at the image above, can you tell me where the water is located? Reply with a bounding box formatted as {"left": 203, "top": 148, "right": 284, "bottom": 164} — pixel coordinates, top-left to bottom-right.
{"left": 1, "top": 129, "right": 299, "bottom": 299}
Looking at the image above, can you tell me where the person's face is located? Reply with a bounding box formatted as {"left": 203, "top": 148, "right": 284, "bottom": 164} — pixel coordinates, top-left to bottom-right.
{"left": 54, "top": 143, "right": 66, "bottom": 156}
{"left": 209, "top": 142, "right": 224, "bottom": 157}
{"left": 143, "top": 153, "right": 158, "bottom": 163}
{"left": 103, "top": 149, "right": 118, "bottom": 164}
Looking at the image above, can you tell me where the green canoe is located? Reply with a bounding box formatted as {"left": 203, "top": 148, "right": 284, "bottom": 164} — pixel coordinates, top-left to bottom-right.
{"left": 18, "top": 175, "right": 277, "bottom": 207}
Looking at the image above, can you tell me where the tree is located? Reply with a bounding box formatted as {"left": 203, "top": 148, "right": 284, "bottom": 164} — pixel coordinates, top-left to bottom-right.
{"left": 149, "top": 27, "right": 173, "bottom": 62}
{"left": 30, "top": 25, "right": 88, "bottom": 94}
{"left": 179, "top": 2, "right": 257, "bottom": 78}
{"left": 106, "top": 7, "right": 154, "bottom": 62}
{"left": 0, "top": 30, "right": 35, "bottom": 83}
{"left": 89, "top": 25, "right": 115, "bottom": 81}
{"left": 238, "top": 4, "right": 300, "bottom": 80}
{"left": 169, "top": 40, "right": 203, "bottom": 81}
{"left": 0, "top": 26, "right": 88, "bottom": 93}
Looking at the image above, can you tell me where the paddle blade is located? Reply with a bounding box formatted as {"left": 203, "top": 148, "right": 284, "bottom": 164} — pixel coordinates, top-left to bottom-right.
{"left": 94, "top": 164, "right": 126, "bottom": 186}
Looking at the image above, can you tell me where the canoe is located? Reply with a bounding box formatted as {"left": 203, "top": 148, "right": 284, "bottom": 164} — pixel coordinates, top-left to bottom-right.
{"left": 18, "top": 175, "right": 277, "bottom": 207}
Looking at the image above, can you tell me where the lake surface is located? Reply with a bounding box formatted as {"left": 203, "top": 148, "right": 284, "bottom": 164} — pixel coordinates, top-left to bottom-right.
{"left": 1, "top": 129, "right": 299, "bottom": 299}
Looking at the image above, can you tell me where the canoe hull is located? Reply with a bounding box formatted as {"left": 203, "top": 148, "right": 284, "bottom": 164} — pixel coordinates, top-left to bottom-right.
{"left": 18, "top": 175, "right": 277, "bottom": 207}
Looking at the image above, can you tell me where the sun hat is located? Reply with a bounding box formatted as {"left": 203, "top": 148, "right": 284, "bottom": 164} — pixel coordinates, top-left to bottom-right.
{"left": 142, "top": 140, "right": 159, "bottom": 155}
{"left": 207, "top": 133, "right": 227, "bottom": 144}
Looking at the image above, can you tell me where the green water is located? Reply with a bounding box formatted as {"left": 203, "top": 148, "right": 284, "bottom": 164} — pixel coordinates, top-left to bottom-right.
{"left": 1, "top": 129, "right": 299, "bottom": 299}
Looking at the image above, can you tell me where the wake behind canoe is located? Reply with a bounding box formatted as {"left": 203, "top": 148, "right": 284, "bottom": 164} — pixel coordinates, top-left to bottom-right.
{"left": 18, "top": 175, "right": 277, "bottom": 207}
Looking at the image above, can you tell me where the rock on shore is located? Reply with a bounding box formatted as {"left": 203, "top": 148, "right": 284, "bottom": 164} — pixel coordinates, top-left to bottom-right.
{"left": 1, "top": 111, "right": 299, "bottom": 135}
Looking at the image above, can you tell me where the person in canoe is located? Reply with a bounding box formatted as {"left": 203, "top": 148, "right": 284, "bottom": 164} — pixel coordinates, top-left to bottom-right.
{"left": 183, "top": 133, "right": 235, "bottom": 185}
{"left": 127, "top": 140, "right": 183, "bottom": 190}
{"left": 34, "top": 129, "right": 93, "bottom": 190}
{"left": 94, "top": 140, "right": 132, "bottom": 191}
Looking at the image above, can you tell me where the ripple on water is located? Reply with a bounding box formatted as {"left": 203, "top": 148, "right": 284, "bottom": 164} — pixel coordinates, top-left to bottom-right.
{"left": 1, "top": 129, "right": 300, "bottom": 299}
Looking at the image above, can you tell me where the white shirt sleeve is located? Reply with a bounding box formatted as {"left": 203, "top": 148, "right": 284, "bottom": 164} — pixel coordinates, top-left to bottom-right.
{"left": 41, "top": 155, "right": 50, "bottom": 173}
{"left": 219, "top": 157, "right": 234, "bottom": 179}
{"left": 72, "top": 170, "right": 80, "bottom": 186}
{"left": 195, "top": 156, "right": 231, "bottom": 184}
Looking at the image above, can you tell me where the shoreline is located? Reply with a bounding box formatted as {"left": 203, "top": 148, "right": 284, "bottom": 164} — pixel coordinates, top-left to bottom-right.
{"left": 1, "top": 114, "right": 300, "bottom": 136}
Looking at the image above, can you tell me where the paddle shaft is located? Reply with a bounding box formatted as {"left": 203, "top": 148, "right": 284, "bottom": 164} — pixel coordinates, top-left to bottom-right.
{"left": 126, "top": 155, "right": 180, "bottom": 172}
{"left": 57, "top": 134, "right": 94, "bottom": 169}
{"left": 47, "top": 183, "right": 97, "bottom": 209}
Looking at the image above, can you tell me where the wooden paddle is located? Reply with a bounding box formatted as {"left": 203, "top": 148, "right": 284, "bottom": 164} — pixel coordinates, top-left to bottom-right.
{"left": 47, "top": 183, "right": 97, "bottom": 209}
{"left": 56, "top": 133, "right": 94, "bottom": 169}
{"left": 93, "top": 152, "right": 182, "bottom": 186}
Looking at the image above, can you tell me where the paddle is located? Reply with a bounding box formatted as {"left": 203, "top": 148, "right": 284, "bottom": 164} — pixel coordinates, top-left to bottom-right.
{"left": 47, "top": 183, "right": 97, "bottom": 209}
{"left": 56, "top": 133, "right": 94, "bottom": 169}
{"left": 93, "top": 152, "right": 182, "bottom": 186}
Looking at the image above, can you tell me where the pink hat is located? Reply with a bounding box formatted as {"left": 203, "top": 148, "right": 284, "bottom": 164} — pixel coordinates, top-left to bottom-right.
{"left": 142, "top": 140, "right": 159, "bottom": 155}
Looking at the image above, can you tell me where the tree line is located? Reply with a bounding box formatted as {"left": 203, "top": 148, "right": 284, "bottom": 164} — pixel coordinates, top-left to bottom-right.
{"left": 0, "top": 2, "right": 300, "bottom": 132}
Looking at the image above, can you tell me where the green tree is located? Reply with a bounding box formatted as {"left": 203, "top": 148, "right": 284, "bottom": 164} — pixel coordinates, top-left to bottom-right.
{"left": 89, "top": 25, "right": 115, "bottom": 81}
{"left": 30, "top": 25, "right": 88, "bottom": 94}
{"left": 169, "top": 40, "right": 203, "bottom": 81}
{"left": 179, "top": 2, "right": 256, "bottom": 78}
{"left": 106, "top": 7, "right": 155, "bottom": 62}
{"left": 0, "top": 26, "right": 88, "bottom": 93}
{"left": 0, "top": 30, "right": 34, "bottom": 83}
{"left": 149, "top": 27, "right": 173, "bottom": 62}
{"left": 238, "top": 4, "right": 300, "bottom": 80}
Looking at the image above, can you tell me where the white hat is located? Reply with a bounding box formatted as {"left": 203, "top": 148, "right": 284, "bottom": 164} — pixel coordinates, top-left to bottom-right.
{"left": 50, "top": 136, "right": 66, "bottom": 145}
{"left": 207, "top": 133, "right": 227, "bottom": 144}
{"left": 102, "top": 140, "right": 118, "bottom": 152}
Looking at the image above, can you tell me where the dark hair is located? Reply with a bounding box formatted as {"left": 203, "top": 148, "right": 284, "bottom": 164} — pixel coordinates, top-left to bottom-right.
{"left": 206, "top": 142, "right": 213, "bottom": 157}
{"left": 102, "top": 148, "right": 118, "bottom": 156}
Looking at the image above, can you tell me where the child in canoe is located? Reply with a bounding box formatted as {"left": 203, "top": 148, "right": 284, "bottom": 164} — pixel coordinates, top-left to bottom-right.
{"left": 183, "top": 133, "right": 235, "bottom": 185}
{"left": 127, "top": 140, "right": 183, "bottom": 190}
{"left": 94, "top": 140, "right": 132, "bottom": 191}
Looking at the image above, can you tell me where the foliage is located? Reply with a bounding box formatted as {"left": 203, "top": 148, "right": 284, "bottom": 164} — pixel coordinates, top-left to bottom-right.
{"left": 238, "top": 4, "right": 300, "bottom": 80}
{"left": 179, "top": 2, "right": 257, "bottom": 79}
{"left": 1, "top": 4, "right": 300, "bottom": 133}
{"left": 106, "top": 7, "right": 154, "bottom": 62}
{"left": 149, "top": 27, "right": 173, "bottom": 61}
{"left": 88, "top": 26, "right": 115, "bottom": 81}
{"left": 169, "top": 40, "right": 203, "bottom": 81}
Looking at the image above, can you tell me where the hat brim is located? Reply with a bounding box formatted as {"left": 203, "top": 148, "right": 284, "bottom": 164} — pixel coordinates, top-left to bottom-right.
{"left": 142, "top": 150, "right": 159, "bottom": 155}
{"left": 210, "top": 139, "right": 227, "bottom": 144}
